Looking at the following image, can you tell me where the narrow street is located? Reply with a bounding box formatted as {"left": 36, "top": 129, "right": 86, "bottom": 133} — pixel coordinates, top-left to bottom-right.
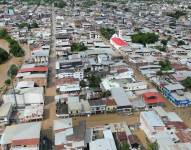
{"left": 41, "top": 3, "right": 57, "bottom": 143}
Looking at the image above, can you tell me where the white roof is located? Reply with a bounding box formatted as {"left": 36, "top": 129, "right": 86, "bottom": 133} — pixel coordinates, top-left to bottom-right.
{"left": 58, "top": 84, "right": 80, "bottom": 92}
{"left": 111, "top": 87, "right": 132, "bottom": 107}
{"left": 54, "top": 118, "right": 73, "bottom": 131}
{"left": 153, "top": 106, "right": 167, "bottom": 117}
{"left": 90, "top": 138, "right": 117, "bottom": 150}
{"left": 0, "top": 122, "right": 41, "bottom": 145}
{"left": 167, "top": 112, "right": 183, "bottom": 122}
{"left": 16, "top": 81, "right": 35, "bottom": 89}
{"left": 68, "top": 97, "right": 82, "bottom": 111}
{"left": 55, "top": 128, "right": 73, "bottom": 145}
{"left": 103, "top": 130, "right": 117, "bottom": 150}
{"left": 19, "top": 87, "right": 44, "bottom": 94}
{"left": 0, "top": 103, "right": 12, "bottom": 118}
{"left": 141, "top": 111, "right": 165, "bottom": 127}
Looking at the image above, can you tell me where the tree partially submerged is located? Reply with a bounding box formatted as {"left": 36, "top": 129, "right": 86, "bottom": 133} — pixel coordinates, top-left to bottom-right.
{"left": 7, "top": 64, "right": 19, "bottom": 78}
{"left": 0, "top": 28, "right": 24, "bottom": 57}
{"left": 0, "top": 48, "right": 9, "bottom": 64}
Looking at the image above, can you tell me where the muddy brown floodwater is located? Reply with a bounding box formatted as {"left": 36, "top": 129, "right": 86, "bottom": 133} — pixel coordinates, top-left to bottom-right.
{"left": 0, "top": 39, "right": 30, "bottom": 88}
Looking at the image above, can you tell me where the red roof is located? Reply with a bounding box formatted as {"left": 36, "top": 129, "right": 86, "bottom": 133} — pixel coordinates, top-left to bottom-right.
{"left": 19, "top": 66, "right": 48, "bottom": 73}
{"left": 12, "top": 138, "right": 39, "bottom": 146}
{"left": 143, "top": 92, "right": 166, "bottom": 104}
{"left": 111, "top": 37, "right": 128, "bottom": 46}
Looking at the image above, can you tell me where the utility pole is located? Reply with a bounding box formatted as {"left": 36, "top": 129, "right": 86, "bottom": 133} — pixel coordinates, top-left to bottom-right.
{"left": 11, "top": 79, "right": 18, "bottom": 109}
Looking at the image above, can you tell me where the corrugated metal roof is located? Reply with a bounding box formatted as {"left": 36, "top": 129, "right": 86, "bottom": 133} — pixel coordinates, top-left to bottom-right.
{"left": 19, "top": 66, "right": 48, "bottom": 73}
{"left": 111, "top": 87, "right": 132, "bottom": 107}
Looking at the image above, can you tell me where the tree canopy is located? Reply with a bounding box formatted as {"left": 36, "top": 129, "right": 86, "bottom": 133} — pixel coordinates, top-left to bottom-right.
{"left": 159, "top": 60, "right": 172, "bottom": 71}
{"left": 80, "top": 80, "right": 87, "bottom": 88}
{"left": 7, "top": 64, "right": 18, "bottom": 78}
{"left": 4, "top": 79, "right": 11, "bottom": 86}
{"left": 0, "top": 28, "right": 24, "bottom": 57}
{"left": 100, "top": 27, "right": 115, "bottom": 40}
{"left": 120, "top": 142, "right": 130, "bottom": 150}
{"left": 82, "top": 0, "right": 96, "bottom": 7}
{"left": 54, "top": 1, "right": 67, "bottom": 8}
{"left": 147, "top": 142, "right": 159, "bottom": 150}
{"left": 71, "top": 42, "right": 87, "bottom": 52}
{"left": 0, "top": 48, "right": 9, "bottom": 64}
{"left": 0, "top": 28, "right": 8, "bottom": 39}
{"left": 9, "top": 40, "right": 25, "bottom": 57}
{"left": 182, "top": 77, "right": 191, "bottom": 89}
{"left": 131, "top": 32, "right": 159, "bottom": 46}
{"left": 167, "top": 10, "right": 186, "bottom": 19}
{"left": 87, "top": 74, "right": 101, "bottom": 88}
{"left": 177, "top": 40, "right": 185, "bottom": 46}
{"left": 161, "top": 39, "right": 168, "bottom": 46}
{"left": 18, "top": 22, "right": 39, "bottom": 29}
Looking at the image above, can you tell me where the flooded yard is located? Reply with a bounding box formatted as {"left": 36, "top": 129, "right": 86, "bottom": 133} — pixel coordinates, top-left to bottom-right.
{"left": 0, "top": 39, "right": 30, "bottom": 88}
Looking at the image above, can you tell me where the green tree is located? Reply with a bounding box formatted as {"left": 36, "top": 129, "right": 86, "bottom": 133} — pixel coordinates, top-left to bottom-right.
{"left": 161, "top": 39, "right": 168, "bottom": 47}
{"left": 131, "top": 32, "right": 159, "bottom": 46}
{"left": 88, "top": 74, "right": 101, "bottom": 88}
{"left": 101, "top": 90, "right": 111, "bottom": 98}
{"left": 54, "top": 1, "right": 67, "bottom": 8}
{"left": 7, "top": 64, "right": 18, "bottom": 78}
{"left": 182, "top": 77, "right": 191, "bottom": 89}
{"left": 0, "top": 48, "right": 9, "bottom": 64}
{"left": 167, "top": 10, "right": 186, "bottom": 19}
{"left": 80, "top": 80, "right": 87, "bottom": 87}
{"left": 120, "top": 142, "right": 130, "bottom": 150}
{"left": 156, "top": 70, "right": 163, "bottom": 76}
{"left": 18, "top": 22, "right": 28, "bottom": 29}
{"left": 147, "top": 142, "right": 159, "bottom": 150}
{"left": 9, "top": 41, "right": 25, "bottom": 57}
{"left": 4, "top": 79, "right": 11, "bottom": 86}
{"left": 0, "top": 28, "right": 25, "bottom": 57}
{"left": 177, "top": 40, "right": 185, "bottom": 46}
{"left": 159, "top": 60, "right": 172, "bottom": 71}
{"left": 82, "top": 0, "right": 96, "bottom": 7}
{"left": 71, "top": 42, "right": 87, "bottom": 52}
{"left": 100, "top": 27, "right": 115, "bottom": 40}
{"left": 155, "top": 46, "right": 166, "bottom": 52}
{"left": 0, "top": 28, "right": 8, "bottom": 38}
